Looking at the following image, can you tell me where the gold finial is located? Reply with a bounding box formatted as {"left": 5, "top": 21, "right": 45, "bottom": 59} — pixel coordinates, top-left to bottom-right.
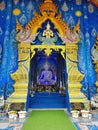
{"left": 16, "top": 18, "right": 23, "bottom": 32}
{"left": 43, "top": 22, "right": 53, "bottom": 38}
{"left": 39, "top": 0, "right": 58, "bottom": 16}
{"left": 74, "top": 19, "right": 80, "bottom": 33}
{"left": 46, "top": 22, "right": 50, "bottom": 29}
{"left": 44, "top": 0, "right": 53, "bottom": 3}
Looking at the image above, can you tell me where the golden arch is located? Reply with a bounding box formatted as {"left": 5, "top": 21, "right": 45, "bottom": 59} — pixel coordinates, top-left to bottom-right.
{"left": 7, "top": 0, "right": 89, "bottom": 111}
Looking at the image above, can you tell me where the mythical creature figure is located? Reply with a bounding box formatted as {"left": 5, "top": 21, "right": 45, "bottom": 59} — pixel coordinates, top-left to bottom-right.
{"left": 58, "top": 28, "right": 80, "bottom": 44}
{"left": 16, "top": 28, "right": 38, "bottom": 43}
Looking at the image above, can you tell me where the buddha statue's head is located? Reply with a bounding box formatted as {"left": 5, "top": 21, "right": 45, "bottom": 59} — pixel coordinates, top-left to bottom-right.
{"left": 44, "top": 62, "right": 50, "bottom": 70}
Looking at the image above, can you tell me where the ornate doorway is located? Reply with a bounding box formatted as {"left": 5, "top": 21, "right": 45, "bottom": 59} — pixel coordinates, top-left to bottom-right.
{"left": 30, "top": 52, "right": 66, "bottom": 91}
{"left": 29, "top": 51, "right": 67, "bottom": 108}
{"left": 7, "top": 0, "right": 89, "bottom": 111}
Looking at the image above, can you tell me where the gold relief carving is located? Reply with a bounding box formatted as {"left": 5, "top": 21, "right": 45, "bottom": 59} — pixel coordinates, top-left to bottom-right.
{"left": 66, "top": 59, "right": 84, "bottom": 83}
{"left": 9, "top": 43, "right": 31, "bottom": 103}
{"left": 74, "top": 19, "right": 80, "bottom": 34}
{"left": 65, "top": 43, "right": 88, "bottom": 105}
{"left": 91, "top": 34, "right": 98, "bottom": 90}
{"left": 31, "top": 44, "right": 66, "bottom": 58}
{"left": 66, "top": 44, "right": 78, "bottom": 62}
{"left": 68, "top": 66, "right": 84, "bottom": 83}
{"left": 16, "top": 0, "right": 79, "bottom": 38}
{"left": 44, "top": 47, "right": 52, "bottom": 56}
{"left": 43, "top": 22, "right": 53, "bottom": 38}
{"left": 30, "top": 50, "right": 36, "bottom": 60}
{"left": 16, "top": 0, "right": 80, "bottom": 46}
{"left": 24, "top": 15, "right": 68, "bottom": 36}
{"left": 39, "top": 0, "right": 58, "bottom": 16}
{"left": 94, "top": 61, "right": 98, "bottom": 74}
{"left": 66, "top": 58, "right": 83, "bottom": 83}
{"left": 11, "top": 70, "right": 28, "bottom": 83}
{"left": 16, "top": 19, "right": 23, "bottom": 32}
{"left": 18, "top": 43, "right": 30, "bottom": 61}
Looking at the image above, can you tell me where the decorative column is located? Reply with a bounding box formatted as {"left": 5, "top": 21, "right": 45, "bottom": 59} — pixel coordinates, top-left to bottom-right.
{"left": 91, "top": 34, "right": 98, "bottom": 91}
{"left": 66, "top": 44, "right": 89, "bottom": 110}
{"left": 93, "top": 61, "right": 98, "bottom": 92}
{"left": 7, "top": 42, "right": 31, "bottom": 107}
{"left": 90, "top": 34, "right": 98, "bottom": 113}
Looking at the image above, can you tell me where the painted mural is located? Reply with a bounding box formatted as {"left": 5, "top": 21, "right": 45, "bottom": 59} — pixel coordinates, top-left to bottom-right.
{"left": 0, "top": 0, "right": 98, "bottom": 109}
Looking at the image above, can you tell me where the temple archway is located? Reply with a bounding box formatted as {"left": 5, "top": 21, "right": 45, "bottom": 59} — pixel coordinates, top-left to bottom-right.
{"left": 7, "top": 0, "right": 89, "bottom": 111}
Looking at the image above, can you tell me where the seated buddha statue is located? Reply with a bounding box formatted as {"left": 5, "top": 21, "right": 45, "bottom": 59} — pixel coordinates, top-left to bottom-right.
{"left": 38, "top": 62, "right": 56, "bottom": 85}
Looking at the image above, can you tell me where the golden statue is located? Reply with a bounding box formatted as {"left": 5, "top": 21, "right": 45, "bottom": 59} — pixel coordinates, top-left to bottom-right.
{"left": 43, "top": 22, "right": 53, "bottom": 38}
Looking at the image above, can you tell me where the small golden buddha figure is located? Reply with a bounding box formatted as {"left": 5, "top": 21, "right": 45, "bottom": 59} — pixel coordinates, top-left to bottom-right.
{"left": 43, "top": 22, "right": 53, "bottom": 39}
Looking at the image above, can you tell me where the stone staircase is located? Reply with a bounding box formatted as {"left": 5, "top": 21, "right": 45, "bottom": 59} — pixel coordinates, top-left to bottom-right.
{"left": 29, "top": 92, "right": 66, "bottom": 109}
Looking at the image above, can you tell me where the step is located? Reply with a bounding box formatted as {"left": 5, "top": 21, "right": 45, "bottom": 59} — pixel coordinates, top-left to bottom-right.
{"left": 29, "top": 102, "right": 66, "bottom": 108}
{"left": 14, "top": 83, "right": 28, "bottom": 88}
{"left": 7, "top": 92, "right": 27, "bottom": 103}
{"left": 14, "top": 89, "right": 28, "bottom": 93}
{"left": 33, "top": 92, "right": 64, "bottom": 96}
{"left": 29, "top": 100, "right": 66, "bottom": 108}
{"left": 29, "top": 104, "right": 66, "bottom": 108}
{"left": 29, "top": 92, "right": 66, "bottom": 108}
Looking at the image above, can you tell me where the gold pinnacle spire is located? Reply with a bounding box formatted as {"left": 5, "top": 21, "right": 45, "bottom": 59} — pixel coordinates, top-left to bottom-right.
{"left": 44, "top": 0, "right": 53, "bottom": 3}
{"left": 16, "top": 18, "right": 23, "bottom": 32}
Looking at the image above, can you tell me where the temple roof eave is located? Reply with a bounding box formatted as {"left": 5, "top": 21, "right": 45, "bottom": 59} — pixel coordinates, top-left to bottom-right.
{"left": 24, "top": 14, "right": 68, "bottom": 36}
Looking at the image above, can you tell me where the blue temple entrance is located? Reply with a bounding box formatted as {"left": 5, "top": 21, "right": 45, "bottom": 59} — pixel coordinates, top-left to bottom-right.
{"left": 28, "top": 51, "right": 67, "bottom": 109}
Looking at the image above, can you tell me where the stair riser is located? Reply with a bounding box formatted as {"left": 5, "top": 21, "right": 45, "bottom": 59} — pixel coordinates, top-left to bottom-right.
{"left": 29, "top": 92, "right": 66, "bottom": 108}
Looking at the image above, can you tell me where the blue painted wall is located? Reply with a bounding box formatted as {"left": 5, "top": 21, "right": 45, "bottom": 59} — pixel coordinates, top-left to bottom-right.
{"left": 0, "top": 0, "right": 98, "bottom": 99}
